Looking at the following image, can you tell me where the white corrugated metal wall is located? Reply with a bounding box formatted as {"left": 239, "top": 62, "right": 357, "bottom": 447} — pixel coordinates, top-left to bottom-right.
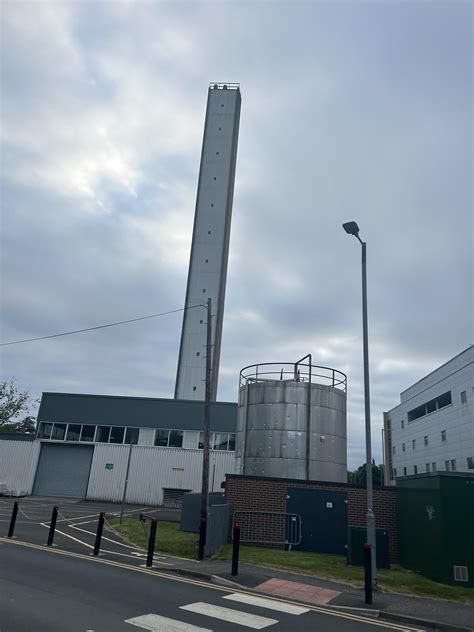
{"left": 86, "top": 444, "right": 235, "bottom": 505}
{"left": 0, "top": 441, "right": 41, "bottom": 496}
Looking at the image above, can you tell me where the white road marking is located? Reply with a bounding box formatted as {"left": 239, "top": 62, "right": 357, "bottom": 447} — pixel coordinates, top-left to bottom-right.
{"left": 125, "top": 613, "right": 213, "bottom": 631}
{"left": 180, "top": 602, "right": 278, "bottom": 629}
{"left": 223, "top": 592, "right": 310, "bottom": 615}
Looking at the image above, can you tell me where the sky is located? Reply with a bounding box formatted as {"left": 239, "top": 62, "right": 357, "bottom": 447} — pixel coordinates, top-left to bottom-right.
{"left": 1, "top": 0, "right": 472, "bottom": 468}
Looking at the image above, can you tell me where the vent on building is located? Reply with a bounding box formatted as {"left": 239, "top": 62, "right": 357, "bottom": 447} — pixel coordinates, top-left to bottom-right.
{"left": 453, "top": 566, "right": 469, "bottom": 582}
{"left": 163, "top": 488, "right": 191, "bottom": 508}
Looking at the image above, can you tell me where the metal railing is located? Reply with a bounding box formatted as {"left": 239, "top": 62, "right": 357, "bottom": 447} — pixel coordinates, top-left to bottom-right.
{"left": 232, "top": 511, "right": 302, "bottom": 548}
{"left": 209, "top": 82, "right": 240, "bottom": 90}
{"left": 239, "top": 361, "right": 347, "bottom": 392}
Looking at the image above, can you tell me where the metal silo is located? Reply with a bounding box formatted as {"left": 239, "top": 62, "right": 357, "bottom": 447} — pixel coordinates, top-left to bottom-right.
{"left": 235, "top": 355, "right": 347, "bottom": 482}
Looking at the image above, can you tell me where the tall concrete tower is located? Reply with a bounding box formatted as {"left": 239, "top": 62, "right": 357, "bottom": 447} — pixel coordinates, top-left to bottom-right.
{"left": 175, "top": 83, "right": 241, "bottom": 401}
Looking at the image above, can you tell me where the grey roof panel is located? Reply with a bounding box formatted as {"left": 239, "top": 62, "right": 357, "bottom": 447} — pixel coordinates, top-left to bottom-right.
{"left": 37, "top": 392, "right": 237, "bottom": 432}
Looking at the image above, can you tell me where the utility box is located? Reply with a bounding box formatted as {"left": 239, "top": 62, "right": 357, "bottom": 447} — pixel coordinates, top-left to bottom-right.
{"left": 180, "top": 492, "right": 226, "bottom": 533}
{"left": 347, "top": 527, "right": 390, "bottom": 569}
{"left": 397, "top": 473, "right": 474, "bottom": 587}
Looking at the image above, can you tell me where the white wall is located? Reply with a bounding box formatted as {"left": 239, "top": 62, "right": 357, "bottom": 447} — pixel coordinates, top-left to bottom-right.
{"left": 386, "top": 346, "right": 474, "bottom": 479}
{"left": 86, "top": 444, "right": 235, "bottom": 506}
{"left": 0, "top": 441, "right": 41, "bottom": 496}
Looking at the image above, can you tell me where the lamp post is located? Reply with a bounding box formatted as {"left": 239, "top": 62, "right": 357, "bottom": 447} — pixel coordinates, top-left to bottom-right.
{"left": 342, "top": 221, "right": 377, "bottom": 587}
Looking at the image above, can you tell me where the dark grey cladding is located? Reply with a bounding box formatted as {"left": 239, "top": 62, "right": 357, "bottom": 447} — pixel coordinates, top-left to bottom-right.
{"left": 38, "top": 392, "right": 237, "bottom": 432}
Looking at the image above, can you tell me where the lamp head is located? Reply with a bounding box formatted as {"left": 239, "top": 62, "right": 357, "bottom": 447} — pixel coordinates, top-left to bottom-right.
{"left": 342, "top": 221, "right": 360, "bottom": 236}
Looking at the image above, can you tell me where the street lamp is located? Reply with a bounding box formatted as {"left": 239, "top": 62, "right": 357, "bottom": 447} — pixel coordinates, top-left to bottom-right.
{"left": 343, "top": 221, "right": 377, "bottom": 587}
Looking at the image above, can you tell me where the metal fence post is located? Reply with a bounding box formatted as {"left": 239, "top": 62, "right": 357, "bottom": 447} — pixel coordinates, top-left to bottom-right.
{"left": 231, "top": 524, "right": 241, "bottom": 576}
{"left": 364, "top": 543, "right": 373, "bottom": 604}
{"left": 146, "top": 518, "right": 157, "bottom": 568}
{"left": 8, "top": 501, "right": 19, "bottom": 538}
{"left": 47, "top": 506, "right": 59, "bottom": 546}
{"left": 93, "top": 512, "right": 105, "bottom": 556}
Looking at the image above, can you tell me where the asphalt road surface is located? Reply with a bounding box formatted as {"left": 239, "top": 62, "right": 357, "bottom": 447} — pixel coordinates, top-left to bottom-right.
{"left": 0, "top": 539, "right": 425, "bottom": 632}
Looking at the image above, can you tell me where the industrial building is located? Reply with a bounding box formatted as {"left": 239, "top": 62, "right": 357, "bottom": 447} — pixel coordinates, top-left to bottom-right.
{"left": 383, "top": 345, "right": 474, "bottom": 483}
{"left": 0, "top": 393, "right": 237, "bottom": 502}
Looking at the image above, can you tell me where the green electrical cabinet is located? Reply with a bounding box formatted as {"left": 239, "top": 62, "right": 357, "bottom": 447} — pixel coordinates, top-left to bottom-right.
{"left": 347, "top": 527, "right": 391, "bottom": 569}
{"left": 397, "top": 473, "right": 474, "bottom": 587}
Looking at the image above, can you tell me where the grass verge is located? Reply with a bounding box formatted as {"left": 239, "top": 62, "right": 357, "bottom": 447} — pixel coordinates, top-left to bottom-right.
{"left": 214, "top": 545, "right": 474, "bottom": 603}
{"left": 108, "top": 517, "right": 199, "bottom": 559}
{"left": 110, "top": 519, "right": 473, "bottom": 603}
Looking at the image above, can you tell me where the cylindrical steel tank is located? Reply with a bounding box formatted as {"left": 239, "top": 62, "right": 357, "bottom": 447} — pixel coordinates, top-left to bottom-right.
{"left": 235, "top": 359, "right": 347, "bottom": 482}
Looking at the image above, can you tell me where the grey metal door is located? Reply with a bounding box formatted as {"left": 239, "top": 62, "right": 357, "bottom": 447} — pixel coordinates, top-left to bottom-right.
{"left": 287, "top": 487, "right": 348, "bottom": 554}
{"left": 33, "top": 443, "right": 94, "bottom": 498}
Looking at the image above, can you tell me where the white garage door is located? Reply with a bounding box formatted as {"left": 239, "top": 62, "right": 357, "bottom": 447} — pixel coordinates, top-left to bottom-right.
{"left": 33, "top": 443, "right": 94, "bottom": 498}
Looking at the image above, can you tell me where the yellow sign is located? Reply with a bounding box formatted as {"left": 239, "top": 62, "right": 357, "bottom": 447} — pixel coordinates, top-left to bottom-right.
{"left": 172, "top": 467, "right": 185, "bottom": 472}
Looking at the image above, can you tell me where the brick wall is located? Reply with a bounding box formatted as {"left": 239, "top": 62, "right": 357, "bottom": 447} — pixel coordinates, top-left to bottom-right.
{"left": 225, "top": 474, "right": 399, "bottom": 562}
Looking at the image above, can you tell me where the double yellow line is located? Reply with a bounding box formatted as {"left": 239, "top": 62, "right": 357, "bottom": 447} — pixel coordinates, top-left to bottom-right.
{"left": 0, "top": 536, "right": 423, "bottom": 631}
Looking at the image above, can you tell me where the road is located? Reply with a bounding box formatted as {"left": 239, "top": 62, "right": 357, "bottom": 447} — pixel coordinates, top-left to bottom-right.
{"left": 0, "top": 539, "right": 424, "bottom": 632}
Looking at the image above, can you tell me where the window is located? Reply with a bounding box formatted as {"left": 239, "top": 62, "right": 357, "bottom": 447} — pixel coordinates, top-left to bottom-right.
{"left": 451, "top": 459, "right": 456, "bottom": 471}
{"left": 424, "top": 435, "right": 429, "bottom": 446}
{"left": 125, "top": 428, "right": 139, "bottom": 445}
{"left": 401, "top": 420, "right": 404, "bottom": 429}
{"left": 80, "top": 425, "right": 96, "bottom": 442}
{"left": 432, "top": 462, "right": 437, "bottom": 472}
{"left": 393, "top": 468, "right": 397, "bottom": 478}
{"left": 402, "top": 443, "right": 406, "bottom": 452}
{"left": 408, "top": 391, "right": 452, "bottom": 422}
{"left": 441, "top": 430, "right": 446, "bottom": 442}
{"left": 66, "top": 424, "right": 81, "bottom": 441}
{"left": 412, "top": 439, "right": 416, "bottom": 450}
{"left": 213, "top": 432, "right": 229, "bottom": 450}
{"left": 51, "top": 423, "right": 66, "bottom": 440}
{"left": 154, "top": 429, "right": 169, "bottom": 447}
{"left": 445, "top": 460, "right": 451, "bottom": 471}
{"left": 168, "top": 430, "right": 183, "bottom": 448}
{"left": 467, "top": 457, "right": 474, "bottom": 470}
{"left": 193, "top": 386, "right": 197, "bottom": 391}
{"left": 96, "top": 426, "right": 111, "bottom": 443}
{"left": 461, "top": 391, "right": 467, "bottom": 404}
{"left": 426, "top": 463, "right": 431, "bottom": 472}
{"left": 403, "top": 467, "right": 407, "bottom": 476}
{"left": 228, "top": 433, "right": 236, "bottom": 451}
{"left": 392, "top": 445, "right": 396, "bottom": 454}
{"left": 110, "top": 427, "right": 125, "bottom": 444}
{"left": 414, "top": 465, "right": 418, "bottom": 474}
{"left": 37, "top": 422, "right": 53, "bottom": 439}
{"left": 154, "top": 429, "right": 183, "bottom": 448}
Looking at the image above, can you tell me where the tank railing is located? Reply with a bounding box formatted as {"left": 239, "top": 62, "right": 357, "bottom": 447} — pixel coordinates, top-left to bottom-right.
{"left": 240, "top": 362, "right": 347, "bottom": 392}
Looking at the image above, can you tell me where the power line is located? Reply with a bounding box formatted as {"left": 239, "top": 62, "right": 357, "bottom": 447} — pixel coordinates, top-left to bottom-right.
{"left": 1, "top": 306, "right": 199, "bottom": 347}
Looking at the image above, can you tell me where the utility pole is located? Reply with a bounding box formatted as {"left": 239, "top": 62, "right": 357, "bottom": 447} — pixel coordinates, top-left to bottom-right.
{"left": 198, "top": 298, "right": 212, "bottom": 560}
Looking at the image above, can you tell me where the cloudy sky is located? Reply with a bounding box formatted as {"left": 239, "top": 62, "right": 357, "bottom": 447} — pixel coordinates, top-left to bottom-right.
{"left": 1, "top": 0, "right": 472, "bottom": 467}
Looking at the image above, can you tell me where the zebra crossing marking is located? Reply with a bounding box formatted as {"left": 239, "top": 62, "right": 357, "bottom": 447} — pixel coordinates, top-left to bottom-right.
{"left": 125, "top": 613, "right": 213, "bottom": 631}
{"left": 180, "top": 602, "right": 278, "bottom": 629}
{"left": 222, "top": 592, "right": 310, "bottom": 615}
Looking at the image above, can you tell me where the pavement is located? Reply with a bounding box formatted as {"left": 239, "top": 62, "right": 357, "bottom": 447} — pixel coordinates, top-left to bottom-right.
{"left": 1, "top": 497, "right": 473, "bottom": 632}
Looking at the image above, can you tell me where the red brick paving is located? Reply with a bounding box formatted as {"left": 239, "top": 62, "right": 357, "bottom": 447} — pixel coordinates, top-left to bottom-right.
{"left": 256, "top": 578, "right": 341, "bottom": 604}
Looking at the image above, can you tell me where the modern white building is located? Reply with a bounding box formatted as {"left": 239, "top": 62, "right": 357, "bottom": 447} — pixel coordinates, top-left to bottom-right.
{"left": 175, "top": 83, "right": 241, "bottom": 401}
{"left": 383, "top": 346, "right": 474, "bottom": 483}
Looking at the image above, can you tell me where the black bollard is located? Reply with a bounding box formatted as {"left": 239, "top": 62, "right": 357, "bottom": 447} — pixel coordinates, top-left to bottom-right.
{"left": 198, "top": 517, "right": 207, "bottom": 561}
{"left": 364, "top": 543, "right": 373, "bottom": 605}
{"left": 93, "top": 512, "right": 105, "bottom": 556}
{"left": 47, "top": 506, "right": 59, "bottom": 546}
{"left": 231, "top": 524, "right": 241, "bottom": 576}
{"left": 146, "top": 518, "right": 157, "bottom": 568}
{"left": 8, "top": 501, "right": 19, "bottom": 538}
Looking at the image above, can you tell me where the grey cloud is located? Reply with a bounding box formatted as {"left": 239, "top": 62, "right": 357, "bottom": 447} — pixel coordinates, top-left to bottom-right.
{"left": 1, "top": 1, "right": 471, "bottom": 469}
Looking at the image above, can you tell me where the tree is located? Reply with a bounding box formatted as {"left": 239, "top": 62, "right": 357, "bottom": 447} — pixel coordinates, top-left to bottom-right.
{"left": 349, "top": 460, "right": 384, "bottom": 486}
{"left": 0, "top": 379, "right": 38, "bottom": 433}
